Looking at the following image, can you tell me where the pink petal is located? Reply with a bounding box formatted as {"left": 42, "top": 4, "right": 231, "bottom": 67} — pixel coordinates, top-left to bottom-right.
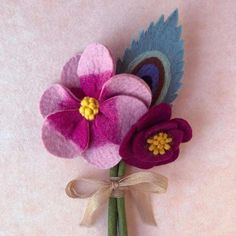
{"left": 100, "top": 74, "right": 152, "bottom": 107}
{"left": 61, "top": 54, "right": 81, "bottom": 88}
{"left": 40, "top": 84, "right": 80, "bottom": 118}
{"left": 77, "top": 43, "right": 114, "bottom": 78}
{"left": 77, "top": 44, "right": 114, "bottom": 97}
{"left": 42, "top": 111, "right": 89, "bottom": 158}
{"left": 82, "top": 143, "right": 121, "bottom": 169}
{"left": 96, "top": 95, "right": 148, "bottom": 144}
{"left": 82, "top": 122, "right": 120, "bottom": 169}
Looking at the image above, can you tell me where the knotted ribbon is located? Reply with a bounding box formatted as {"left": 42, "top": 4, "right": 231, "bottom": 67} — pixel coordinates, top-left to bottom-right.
{"left": 65, "top": 171, "right": 168, "bottom": 226}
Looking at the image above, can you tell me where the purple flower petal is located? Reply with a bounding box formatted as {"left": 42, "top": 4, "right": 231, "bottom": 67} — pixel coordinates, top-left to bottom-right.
{"left": 132, "top": 131, "right": 159, "bottom": 161}
{"left": 68, "top": 87, "right": 86, "bottom": 100}
{"left": 42, "top": 111, "right": 89, "bottom": 158}
{"left": 100, "top": 74, "right": 152, "bottom": 107}
{"left": 61, "top": 54, "right": 81, "bottom": 88}
{"left": 82, "top": 143, "right": 121, "bottom": 169}
{"left": 123, "top": 158, "right": 155, "bottom": 169}
{"left": 123, "top": 150, "right": 179, "bottom": 169}
{"left": 118, "top": 124, "right": 137, "bottom": 157}
{"left": 119, "top": 103, "right": 192, "bottom": 169}
{"left": 132, "top": 126, "right": 181, "bottom": 164}
{"left": 167, "top": 129, "right": 184, "bottom": 150}
{"left": 144, "top": 122, "right": 178, "bottom": 139}
{"left": 172, "top": 118, "right": 192, "bottom": 142}
{"left": 82, "top": 122, "right": 121, "bottom": 169}
{"left": 77, "top": 43, "right": 114, "bottom": 97}
{"left": 97, "top": 95, "right": 148, "bottom": 144}
{"left": 80, "top": 73, "right": 112, "bottom": 99}
{"left": 42, "top": 120, "right": 82, "bottom": 158}
{"left": 122, "top": 129, "right": 179, "bottom": 168}
{"left": 127, "top": 129, "right": 179, "bottom": 168}
{"left": 40, "top": 84, "right": 80, "bottom": 118}
{"left": 135, "top": 103, "right": 171, "bottom": 131}
{"left": 77, "top": 43, "right": 114, "bottom": 78}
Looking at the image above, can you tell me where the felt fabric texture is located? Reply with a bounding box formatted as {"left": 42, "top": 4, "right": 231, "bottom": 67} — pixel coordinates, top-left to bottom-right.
{"left": 42, "top": 118, "right": 83, "bottom": 158}
{"left": 61, "top": 54, "right": 81, "bottom": 88}
{"left": 77, "top": 43, "right": 114, "bottom": 80}
{"left": 135, "top": 63, "right": 160, "bottom": 97}
{"left": 98, "top": 95, "right": 148, "bottom": 144}
{"left": 40, "top": 43, "right": 152, "bottom": 168}
{"left": 2, "top": 1, "right": 236, "bottom": 236}
{"left": 43, "top": 111, "right": 90, "bottom": 156}
{"left": 117, "top": 10, "right": 183, "bottom": 104}
{"left": 40, "top": 84, "right": 80, "bottom": 117}
{"left": 119, "top": 104, "right": 192, "bottom": 169}
{"left": 132, "top": 58, "right": 165, "bottom": 105}
{"left": 100, "top": 74, "right": 152, "bottom": 107}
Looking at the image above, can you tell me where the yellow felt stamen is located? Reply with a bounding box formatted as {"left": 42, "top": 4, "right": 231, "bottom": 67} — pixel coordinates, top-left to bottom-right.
{"left": 148, "top": 144, "right": 155, "bottom": 151}
{"left": 166, "top": 138, "right": 172, "bottom": 143}
{"left": 79, "top": 96, "right": 99, "bottom": 121}
{"left": 146, "top": 132, "right": 172, "bottom": 156}
{"left": 153, "top": 150, "right": 159, "bottom": 155}
{"left": 147, "top": 138, "right": 153, "bottom": 144}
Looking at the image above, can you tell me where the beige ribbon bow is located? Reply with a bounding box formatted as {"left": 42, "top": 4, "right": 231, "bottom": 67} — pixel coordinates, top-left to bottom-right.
{"left": 65, "top": 171, "right": 168, "bottom": 226}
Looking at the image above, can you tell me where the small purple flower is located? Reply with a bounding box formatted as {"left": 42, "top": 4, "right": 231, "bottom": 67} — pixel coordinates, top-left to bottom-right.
{"left": 40, "top": 43, "right": 152, "bottom": 169}
{"left": 119, "top": 103, "right": 192, "bottom": 169}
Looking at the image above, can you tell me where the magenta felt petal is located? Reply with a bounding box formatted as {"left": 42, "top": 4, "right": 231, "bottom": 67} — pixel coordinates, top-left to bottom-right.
{"left": 100, "top": 74, "right": 152, "bottom": 107}
{"left": 118, "top": 125, "right": 137, "bottom": 158}
{"left": 42, "top": 120, "right": 82, "bottom": 158}
{"left": 79, "top": 73, "right": 112, "bottom": 99}
{"left": 130, "top": 149, "right": 180, "bottom": 169}
{"left": 144, "top": 122, "right": 178, "bottom": 139}
{"left": 134, "top": 132, "right": 171, "bottom": 162}
{"left": 132, "top": 131, "right": 157, "bottom": 160}
{"left": 167, "top": 129, "right": 184, "bottom": 150}
{"left": 97, "top": 95, "right": 148, "bottom": 144}
{"left": 94, "top": 113, "right": 117, "bottom": 142}
{"left": 61, "top": 54, "right": 81, "bottom": 88}
{"left": 119, "top": 103, "right": 192, "bottom": 169}
{"left": 68, "top": 87, "right": 86, "bottom": 100}
{"left": 77, "top": 43, "right": 114, "bottom": 79}
{"left": 172, "top": 118, "right": 192, "bottom": 142}
{"left": 123, "top": 158, "right": 155, "bottom": 169}
{"left": 131, "top": 131, "right": 178, "bottom": 165}
{"left": 82, "top": 122, "right": 121, "bottom": 169}
{"left": 136, "top": 103, "right": 171, "bottom": 131}
{"left": 42, "top": 111, "right": 89, "bottom": 157}
{"left": 40, "top": 84, "right": 80, "bottom": 118}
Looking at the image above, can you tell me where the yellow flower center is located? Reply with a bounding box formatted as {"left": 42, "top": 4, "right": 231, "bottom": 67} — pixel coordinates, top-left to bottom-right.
{"left": 146, "top": 132, "right": 172, "bottom": 155}
{"left": 79, "top": 96, "right": 99, "bottom": 121}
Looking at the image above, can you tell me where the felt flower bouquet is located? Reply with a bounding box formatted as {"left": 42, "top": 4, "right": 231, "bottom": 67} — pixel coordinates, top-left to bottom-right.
{"left": 40, "top": 10, "right": 192, "bottom": 236}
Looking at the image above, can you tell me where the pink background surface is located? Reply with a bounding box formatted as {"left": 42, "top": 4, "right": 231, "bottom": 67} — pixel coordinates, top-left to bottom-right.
{"left": 1, "top": 1, "right": 236, "bottom": 235}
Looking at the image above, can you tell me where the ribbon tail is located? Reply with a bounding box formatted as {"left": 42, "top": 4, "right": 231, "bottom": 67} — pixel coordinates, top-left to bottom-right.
{"left": 80, "top": 186, "right": 112, "bottom": 226}
{"left": 130, "top": 190, "right": 157, "bottom": 226}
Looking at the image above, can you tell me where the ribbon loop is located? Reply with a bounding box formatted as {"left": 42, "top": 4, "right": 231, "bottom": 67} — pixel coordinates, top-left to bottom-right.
{"left": 66, "top": 171, "right": 168, "bottom": 226}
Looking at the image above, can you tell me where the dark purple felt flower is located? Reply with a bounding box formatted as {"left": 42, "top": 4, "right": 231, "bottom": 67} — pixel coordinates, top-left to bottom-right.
{"left": 119, "top": 103, "right": 192, "bottom": 169}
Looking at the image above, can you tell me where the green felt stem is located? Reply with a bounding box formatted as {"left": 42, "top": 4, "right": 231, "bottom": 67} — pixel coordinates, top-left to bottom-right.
{"left": 110, "top": 164, "right": 118, "bottom": 177}
{"left": 108, "top": 164, "right": 118, "bottom": 236}
{"left": 117, "top": 161, "right": 128, "bottom": 236}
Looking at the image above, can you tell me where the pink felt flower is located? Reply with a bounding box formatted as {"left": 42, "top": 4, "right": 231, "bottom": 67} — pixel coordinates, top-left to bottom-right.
{"left": 40, "top": 43, "right": 152, "bottom": 169}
